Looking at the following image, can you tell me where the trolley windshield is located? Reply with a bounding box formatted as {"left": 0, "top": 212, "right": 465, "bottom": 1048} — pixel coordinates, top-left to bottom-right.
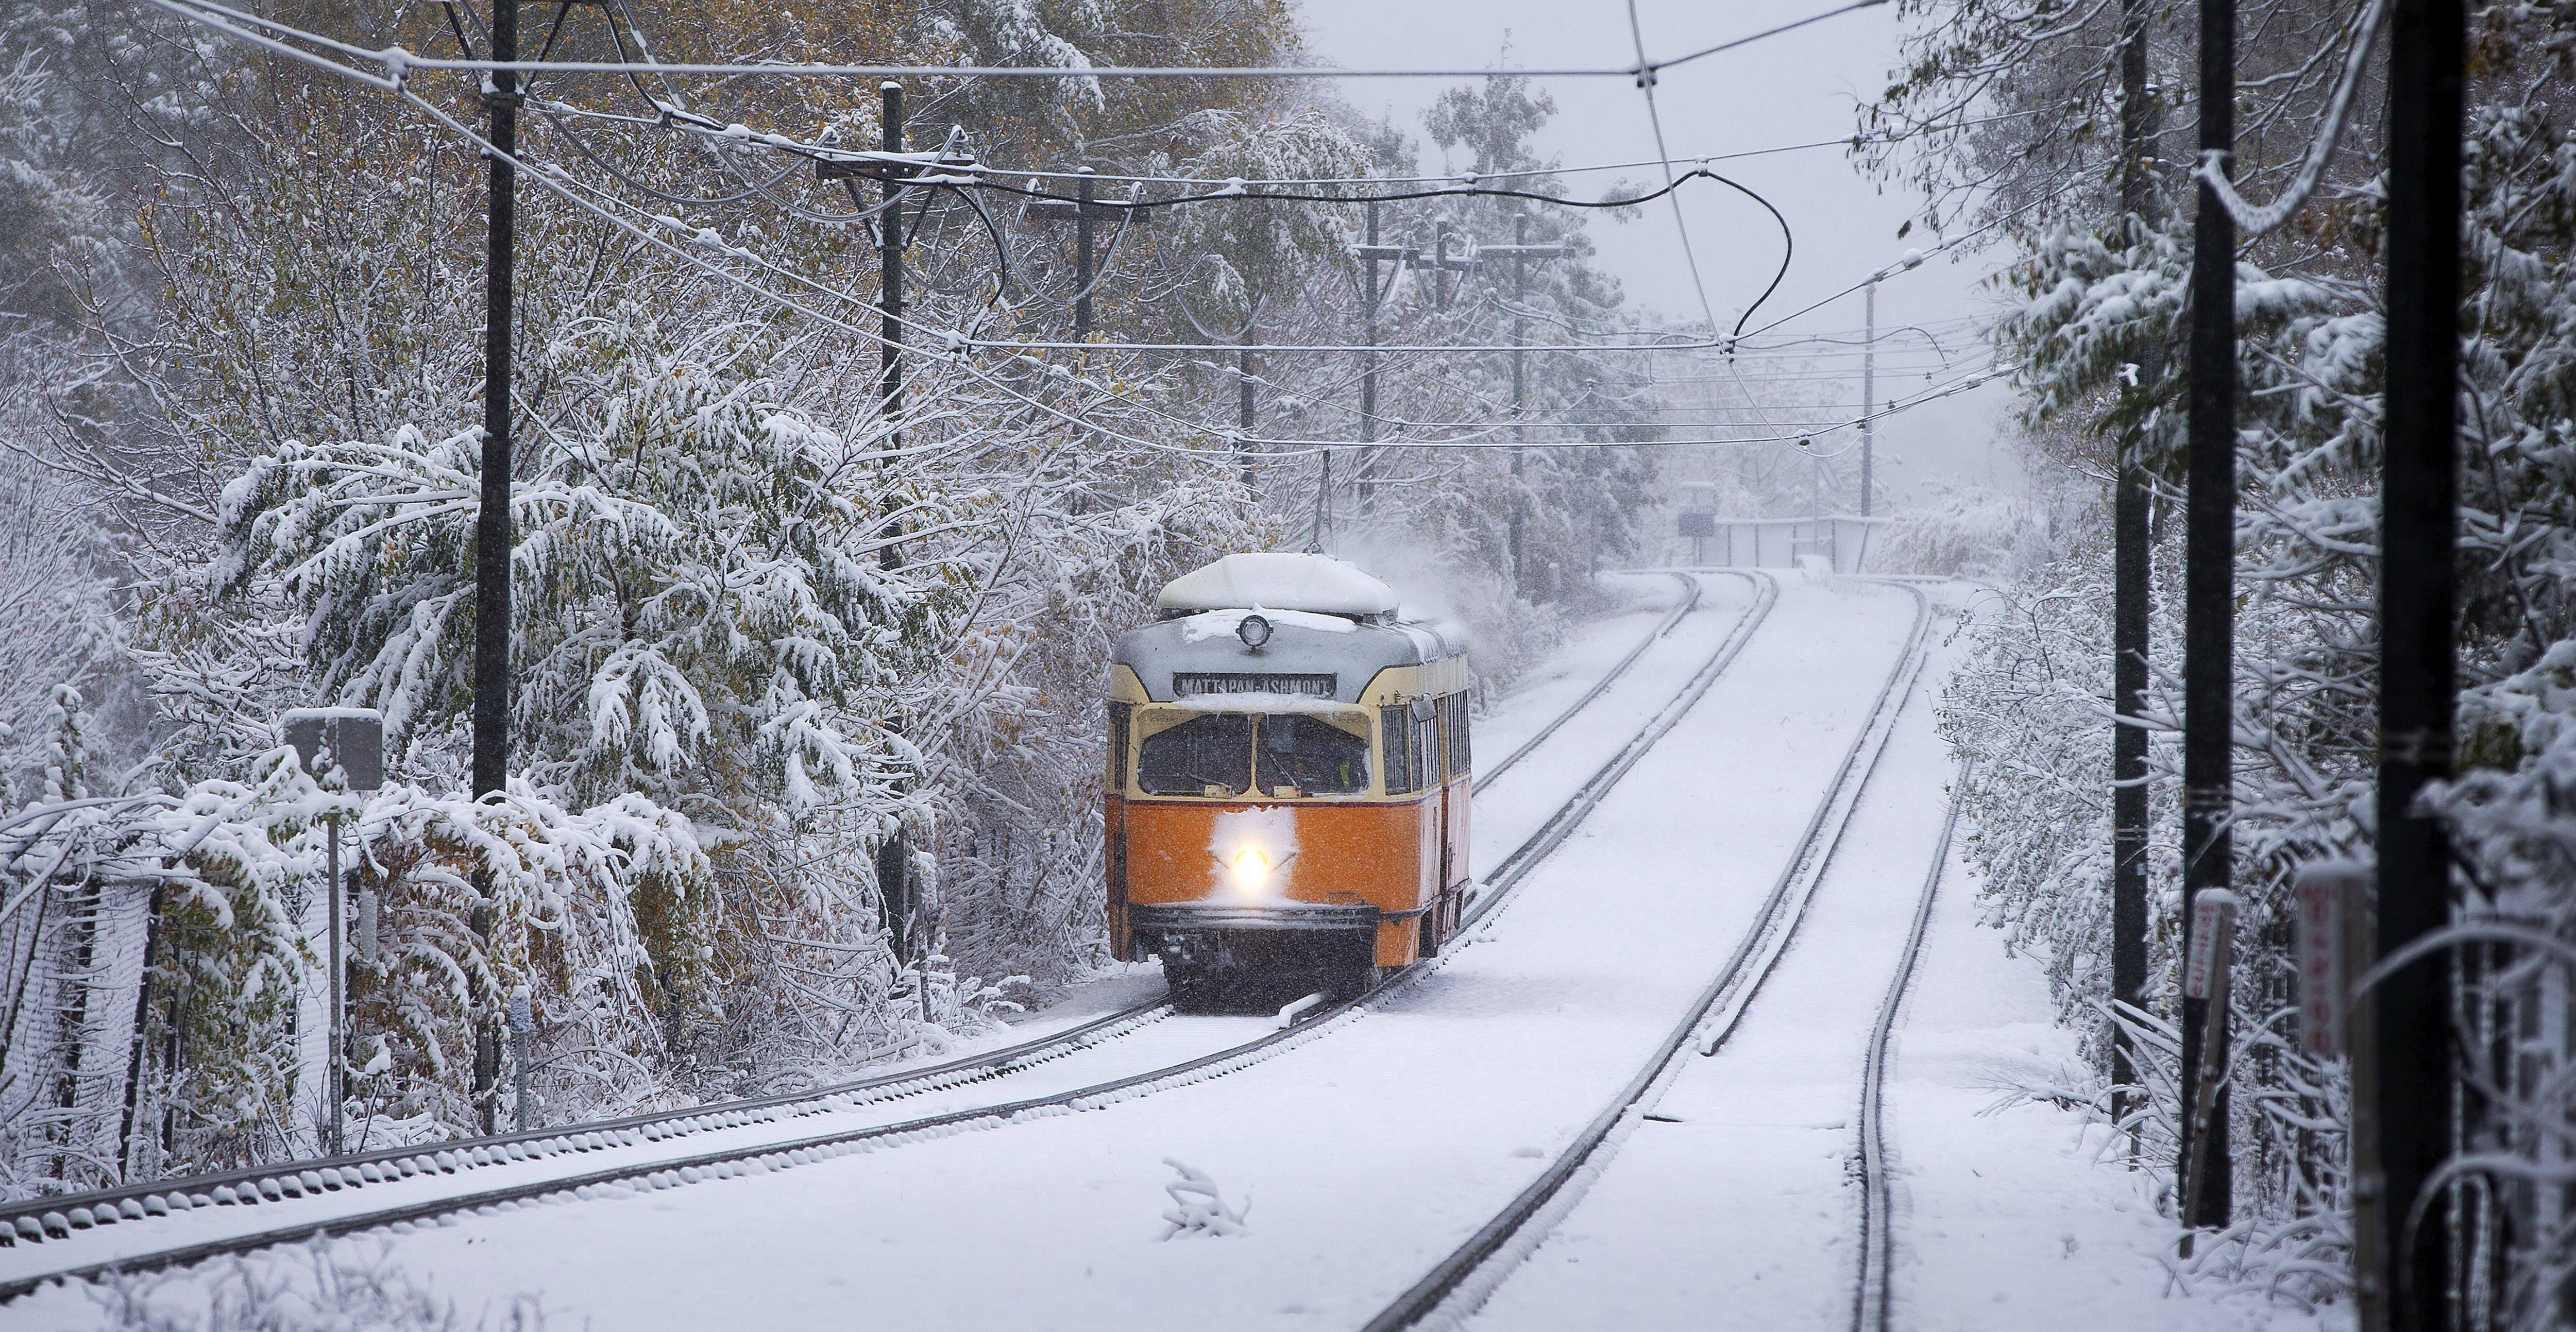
{"left": 1137, "top": 713, "right": 1252, "bottom": 796}
{"left": 1257, "top": 714, "right": 1370, "bottom": 795}
{"left": 1135, "top": 711, "right": 1370, "bottom": 797}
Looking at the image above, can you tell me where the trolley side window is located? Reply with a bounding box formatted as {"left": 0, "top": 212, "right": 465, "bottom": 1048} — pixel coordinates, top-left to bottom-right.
{"left": 1257, "top": 714, "right": 1370, "bottom": 795}
{"left": 1137, "top": 713, "right": 1252, "bottom": 796}
{"left": 1381, "top": 706, "right": 1415, "bottom": 794}
{"left": 1435, "top": 692, "right": 1463, "bottom": 781}
{"left": 1107, "top": 703, "right": 1132, "bottom": 791}
{"left": 1448, "top": 692, "right": 1471, "bottom": 779}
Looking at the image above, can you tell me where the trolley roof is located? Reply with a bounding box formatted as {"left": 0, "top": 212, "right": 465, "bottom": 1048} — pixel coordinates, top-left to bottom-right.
{"left": 1118, "top": 555, "right": 1459, "bottom": 705}
{"left": 1154, "top": 553, "right": 1398, "bottom": 619}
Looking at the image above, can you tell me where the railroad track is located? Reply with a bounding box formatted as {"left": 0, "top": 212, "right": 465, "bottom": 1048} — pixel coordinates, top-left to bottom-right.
{"left": 1475, "top": 570, "right": 1700, "bottom": 793}
{"left": 1851, "top": 761, "right": 1968, "bottom": 1332}
{"left": 1360, "top": 580, "right": 1934, "bottom": 1332}
{"left": 0, "top": 570, "right": 1778, "bottom": 1303}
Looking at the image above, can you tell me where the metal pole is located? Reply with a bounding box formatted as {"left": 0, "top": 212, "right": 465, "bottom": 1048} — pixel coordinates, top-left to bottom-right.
{"left": 1075, "top": 166, "right": 1096, "bottom": 340}
{"left": 326, "top": 817, "right": 342, "bottom": 1156}
{"left": 1860, "top": 279, "right": 1876, "bottom": 519}
{"left": 1360, "top": 197, "right": 1380, "bottom": 518}
{"left": 1432, "top": 217, "right": 1450, "bottom": 310}
{"left": 2110, "top": 0, "right": 2157, "bottom": 1157}
{"left": 469, "top": 0, "right": 518, "bottom": 1136}
{"left": 1238, "top": 331, "right": 1257, "bottom": 503}
{"left": 2179, "top": 0, "right": 2236, "bottom": 1232}
{"left": 880, "top": 82, "right": 903, "bottom": 436}
{"left": 506, "top": 985, "right": 532, "bottom": 1132}
{"left": 1511, "top": 211, "right": 1528, "bottom": 591}
{"left": 878, "top": 81, "right": 907, "bottom": 572}
{"left": 2375, "top": 0, "right": 2465, "bottom": 1324}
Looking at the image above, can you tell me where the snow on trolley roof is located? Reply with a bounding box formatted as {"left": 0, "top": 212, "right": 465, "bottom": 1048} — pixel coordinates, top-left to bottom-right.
{"left": 1155, "top": 553, "right": 1399, "bottom": 618}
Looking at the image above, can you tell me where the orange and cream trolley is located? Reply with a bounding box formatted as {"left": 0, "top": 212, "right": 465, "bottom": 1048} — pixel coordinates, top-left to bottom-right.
{"left": 1105, "top": 553, "right": 1472, "bottom": 1009}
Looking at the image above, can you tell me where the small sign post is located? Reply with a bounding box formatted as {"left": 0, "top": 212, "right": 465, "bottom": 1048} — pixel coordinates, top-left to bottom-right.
{"left": 1678, "top": 512, "right": 1716, "bottom": 566}
{"left": 2180, "top": 888, "right": 2238, "bottom": 1254}
{"left": 282, "top": 708, "right": 383, "bottom": 1156}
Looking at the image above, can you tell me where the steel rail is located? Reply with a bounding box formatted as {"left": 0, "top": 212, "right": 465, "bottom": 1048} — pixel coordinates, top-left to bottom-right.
{"left": 0, "top": 994, "right": 1175, "bottom": 1248}
{"left": 1360, "top": 582, "right": 1932, "bottom": 1332}
{"left": 0, "top": 572, "right": 1779, "bottom": 1302}
{"left": 1852, "top": 762, "right": 1970, "bottom": 1332}
{"left": 1475, "top": 572, "right": 1703, "bottom": 793}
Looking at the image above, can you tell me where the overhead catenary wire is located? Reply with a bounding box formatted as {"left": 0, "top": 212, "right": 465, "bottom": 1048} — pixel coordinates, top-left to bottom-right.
{"left": 145, "top": 0, "right": 2008, "bottom": 468}
{"left": 166, "top": 0, "right": 1992, "bottom": 365}
{"left": 261, "top": 0, "right": 1893, "bottom": 81}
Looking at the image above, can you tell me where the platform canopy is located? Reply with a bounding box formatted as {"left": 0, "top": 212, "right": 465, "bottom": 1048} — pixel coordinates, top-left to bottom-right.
{"left": 1154, "top": 552, "right": 1399, "bottom": 617}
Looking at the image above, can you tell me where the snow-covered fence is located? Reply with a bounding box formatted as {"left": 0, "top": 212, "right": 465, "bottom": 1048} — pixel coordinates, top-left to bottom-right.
{"left": 0, "top": 744, "right": 721, "bottom": 1201}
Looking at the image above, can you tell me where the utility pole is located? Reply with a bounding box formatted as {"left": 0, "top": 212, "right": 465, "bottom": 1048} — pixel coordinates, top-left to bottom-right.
{"left": 1354, "top": 197, "right": 1389, "bottom": 519}
{"left": 1860, "top": 278, "right": 1876, "bottom": 519}
{"left": 1431, "top": 217, "right": 1451, "bottom": 310}
{"left": 1027, "top": 168, "right": 1124, "bottom": 341}
{"left": 1076, "top": 167, "right": 1097, "bottom": 339}
{"left": 2179, "top": 0, "right": 2236, "bottom": 1232}
{"left": 1475, "top": 216, "right": 1566, "bottom": 592}
{"left": 470, "top": 0, "right": 519, "bottom": 1136}
{"left": 879, "top": 82, "right": 904, "bottom": 454}
{"left": 878, "top": 81, "right": 914, "bottom": 961}
{"left": 1238, "top": 327, "right": 1257, "bottom": 503}
{"left": 1512, "top": 212, "right": 1530, "bottom": 588}
{"left": 2373, "top": 0, "right": 2465, "bottom": 1326}
{"left": 2110, "top": 0, "right": 2158, "bottom": 1157}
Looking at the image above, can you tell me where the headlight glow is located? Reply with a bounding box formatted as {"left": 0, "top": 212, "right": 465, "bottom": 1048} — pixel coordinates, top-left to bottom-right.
{"left": 1230, "top": 848, "right": 1270, "bottom": 890}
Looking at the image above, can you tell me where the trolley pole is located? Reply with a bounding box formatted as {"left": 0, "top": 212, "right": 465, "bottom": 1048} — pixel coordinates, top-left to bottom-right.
{"left": 2372, "top": 0, "right": 2465, "bottom": 1326}
{"left": 2178, "top": 0, "right": 2236, "bottom": 1232}
{"left": 469, "top": 0, "right": 519, "bottom": 1136}
{"left": 2109, "top": 0, "right": 2158, "bottom": 1155}
{"left": 1860, "top": 278, "right": 1876, "bottom": 519}
{"left": 1511, "top": 211, "right": 1528, "bottom": 591}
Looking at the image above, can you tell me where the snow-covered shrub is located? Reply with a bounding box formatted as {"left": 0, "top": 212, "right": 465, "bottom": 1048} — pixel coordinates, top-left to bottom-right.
{"left": 88, "top": 1239, "right": 546, "bottom": 1331}
{"left": 1157, "top": 1158, "right": 1249, "bottom": 1239}
{"left": 1875, "top": 484, "right": 2048, "bottom": 578}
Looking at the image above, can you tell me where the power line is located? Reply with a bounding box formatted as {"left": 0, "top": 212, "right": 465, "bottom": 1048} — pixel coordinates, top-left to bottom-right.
{"left": 270, "top": 0, "right": 1891, "bottom": 82}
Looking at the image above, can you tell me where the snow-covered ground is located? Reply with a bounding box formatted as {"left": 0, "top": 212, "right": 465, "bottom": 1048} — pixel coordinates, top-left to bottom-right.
{"left": 1469, "top": 585, "right": 2332, "bottom": 1332}
{"left": 19, "top": 578, "right": 2328, "bottom": 1332}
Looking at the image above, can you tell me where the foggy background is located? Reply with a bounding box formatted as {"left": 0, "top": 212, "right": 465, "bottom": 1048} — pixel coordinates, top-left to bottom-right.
{"left": 1296, "top": 0, "right": 2023, "bottom": 503}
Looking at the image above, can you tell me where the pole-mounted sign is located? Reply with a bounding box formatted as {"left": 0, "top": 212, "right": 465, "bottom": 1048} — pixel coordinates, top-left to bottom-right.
{"left": 282, "top": 707, "right": 383, "bottom": 1157}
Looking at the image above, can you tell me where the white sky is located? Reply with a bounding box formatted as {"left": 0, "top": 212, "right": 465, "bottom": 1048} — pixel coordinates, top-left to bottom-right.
{"left": 1293, "top": 0, "right": 2024, "bottom": 501}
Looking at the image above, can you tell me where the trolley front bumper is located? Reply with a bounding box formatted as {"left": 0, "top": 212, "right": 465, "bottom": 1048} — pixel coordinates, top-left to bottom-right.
{"left": 1127, "top": 901, "right": 1387, "bottom": 974}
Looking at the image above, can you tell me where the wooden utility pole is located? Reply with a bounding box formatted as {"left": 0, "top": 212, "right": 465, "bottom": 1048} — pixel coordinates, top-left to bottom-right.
{"left": 470, "top": 0, "right": 519, "bottom": 1135}
{"left": 879, "top": 82, "right": 904, "bottom": 457}
{"left": 1511, "top": 211, "right": 1529, "bottom": 588}
{"left": 2110, "top": 0, "right": 2158, "bottom": 1154}
{"left": 2373, "top": 0, "right": 2465, "bottom": 1325}
{"left": 1463, "top": 217, "right": 1564, "bottom": 589}
{"left": 2179, "top": 0, "right": 2236, "bottom": 1229}
{"left": 1238, "top": 327, "right": 1257, "bottom": 502}
{"left": 1024, "top": 166, "right": 1122, "bottom": 342}
{"left": 1353, "top": 197, "right": 1395, "bottom": 519}
{"left": 1860, "top": 279, "right": 1876, "bottom": 519}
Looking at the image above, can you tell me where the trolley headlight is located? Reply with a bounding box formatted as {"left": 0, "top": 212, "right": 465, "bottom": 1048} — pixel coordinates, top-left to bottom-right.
{"left": 1230, "top": 847, "right": 1270, "bottom": 890}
